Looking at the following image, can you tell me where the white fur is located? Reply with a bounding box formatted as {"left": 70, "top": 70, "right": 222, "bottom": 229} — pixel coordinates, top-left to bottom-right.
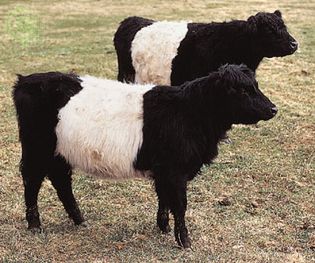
{"left": 131, "top": 21, "right": 188, "bottom": 85}
{"left": 55, "top": 76, "right": 153, "bottom": 179}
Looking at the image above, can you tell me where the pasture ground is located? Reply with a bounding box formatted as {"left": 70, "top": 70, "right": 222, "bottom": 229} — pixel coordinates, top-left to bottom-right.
{"left": 0, "top": 0, "right": 314, "bottom": 262}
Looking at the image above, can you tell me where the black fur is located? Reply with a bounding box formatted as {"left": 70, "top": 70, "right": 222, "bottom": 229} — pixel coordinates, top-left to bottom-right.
{"left": 135, "top": 64, "right": 277, "bottom": 247}
{"left": 13, "top": 65, "right": 277, "bottom": 248}
{"left": 114, "top": 16, "right": 154, "bottom": 83}
{"left": 114, "top": 11, "right": 297, "bottom": 85}
{"left": 13, "top": 72, "right": 84, "bottom": 230}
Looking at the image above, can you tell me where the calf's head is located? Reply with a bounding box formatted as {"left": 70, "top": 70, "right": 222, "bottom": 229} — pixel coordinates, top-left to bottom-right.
{"left": 248, "top": 10, "right": 298, "bottom": 57}
{"left": 214, "top": 64, "right": 277, "bottom": 125}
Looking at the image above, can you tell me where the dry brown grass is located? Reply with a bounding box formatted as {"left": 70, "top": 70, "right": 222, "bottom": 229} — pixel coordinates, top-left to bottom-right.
{"left": 0, "top": 0, "right": 314, "bottom": 262}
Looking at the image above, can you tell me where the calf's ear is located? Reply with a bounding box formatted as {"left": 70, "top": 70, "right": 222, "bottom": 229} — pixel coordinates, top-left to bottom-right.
{"left": 274, "top": 10, "right": 282, "bottom": 18}
{"left": 218, "top": 67, "right": 239, "bottom": 95}
{"left": 247, "top": 15, "right": 258, "bottom": 33}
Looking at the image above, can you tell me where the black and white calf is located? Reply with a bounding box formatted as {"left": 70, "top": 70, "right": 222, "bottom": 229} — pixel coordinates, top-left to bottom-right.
{"left": 13, "top": 64, "right": 277, "bottom": 248}
{"left": 114, "top": 10, "right": 298, "bottom": 85}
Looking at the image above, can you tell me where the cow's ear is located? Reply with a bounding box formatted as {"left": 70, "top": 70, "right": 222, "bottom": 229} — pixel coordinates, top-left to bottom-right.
{"left": 217, "top": 64, "right": 239, "bottom": 95}
{"left": 274, "top": 10, "right": 282, "bottom": 18}
{"left": 247, "top": 15, "right": 258, "bottom": 33}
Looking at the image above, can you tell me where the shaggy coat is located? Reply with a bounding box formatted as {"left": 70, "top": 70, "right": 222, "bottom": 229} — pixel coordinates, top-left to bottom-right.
{"left": 114, "top": 10, "right": 298, "bottom": 85}
{"left": 13, "top": 64, "right": 277, "bottom": 248}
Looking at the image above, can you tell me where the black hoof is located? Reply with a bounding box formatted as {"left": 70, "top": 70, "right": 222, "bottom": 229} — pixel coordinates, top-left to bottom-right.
{"left": 176, "top": 235, "right": 191, "bottom": 249}
{"left": 28, "top": 226, "right": 42, "bottom": 234}
{"left": 175, "top": 228, "right": 191, "bottom": 248}
{"left": 69, "top": 207, "right": 85, "bottom": 225}
{"left": 181, "top": 238, "right": 191, "bottom": 249}
{"left": 73, "top": 217, "right": 85, "bottom": 226}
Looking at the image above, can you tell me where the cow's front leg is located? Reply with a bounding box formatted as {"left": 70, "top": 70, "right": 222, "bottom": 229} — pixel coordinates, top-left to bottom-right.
{"left": 154, "top": 168, "right": 191, "bottom": 248}
{"left": 157, "top": 200, "right": 171, "bottom": 233}
{"left": 170, "top": 181, "right": 191, "bottom": 248}
{"left": 154, "top": 171, "right": 191, "bottom": 248}
{"left": 155, "top": 178, "right": 171, "bottom": 233}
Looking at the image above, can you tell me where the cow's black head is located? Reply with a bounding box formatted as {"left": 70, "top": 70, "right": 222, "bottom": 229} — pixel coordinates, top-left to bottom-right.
{"left": 214, "top": 64, "right": 277, "bottom": 125}
{"left": 247, "top": 10, "right": 298, "bottom": 57}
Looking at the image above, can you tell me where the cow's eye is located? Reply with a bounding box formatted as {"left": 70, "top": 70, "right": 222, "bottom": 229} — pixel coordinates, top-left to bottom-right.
{"left": 278, "top": 29, "right": 287, "bottom": 38}
{"left": 240, "top": 87, "right": 247, "bottom": 95}
{"left": 265, "top": 27, "right": 274, "bottom": 35}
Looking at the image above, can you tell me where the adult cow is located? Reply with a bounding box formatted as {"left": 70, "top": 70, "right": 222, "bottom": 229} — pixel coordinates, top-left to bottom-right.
{"left": 114, "top": 10, "right": 297, "bottom": 85}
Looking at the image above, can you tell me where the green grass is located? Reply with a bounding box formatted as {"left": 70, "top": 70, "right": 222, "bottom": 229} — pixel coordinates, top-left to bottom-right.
{"left": 0, "top": 0, "right": 314, "bottom": 262}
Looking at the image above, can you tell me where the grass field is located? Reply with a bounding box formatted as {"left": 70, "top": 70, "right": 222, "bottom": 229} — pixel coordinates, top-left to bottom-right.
{"left": 0, "top": 0, "right": 314, "bottom": 262}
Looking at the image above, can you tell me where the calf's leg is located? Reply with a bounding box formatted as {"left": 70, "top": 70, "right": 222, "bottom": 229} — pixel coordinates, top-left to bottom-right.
{"left": 169, "top": 180, "right": 190, "bottom": 248}
{"left": 154, "top": 172, "right": 191, "bottom": 248}
{"left": 21, "top": 159, "right": 45, "bottom": 231}
{"left": 155, "top": 180, "right": 171, "bottom": 233}
{"left": 47, "top": 155, "right": 84, "bottom": 225}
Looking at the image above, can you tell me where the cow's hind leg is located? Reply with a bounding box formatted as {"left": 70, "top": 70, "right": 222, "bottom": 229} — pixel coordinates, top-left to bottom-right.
{"left": 116, "top": 51, "right": 136, "bottom": 83}
{"left": 47, "top": 155, "right": 84, "bottom": 225}
{"left": 21, "top": 157, "right": 45, "bottom": 232}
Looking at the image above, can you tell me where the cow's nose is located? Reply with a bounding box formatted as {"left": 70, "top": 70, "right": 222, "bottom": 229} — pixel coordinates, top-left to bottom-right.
{"left": 290, "top": 41, "right": 298, "bottom": 50}
{"left": 271, "top": 106, "right": 278, "bottom": 116}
